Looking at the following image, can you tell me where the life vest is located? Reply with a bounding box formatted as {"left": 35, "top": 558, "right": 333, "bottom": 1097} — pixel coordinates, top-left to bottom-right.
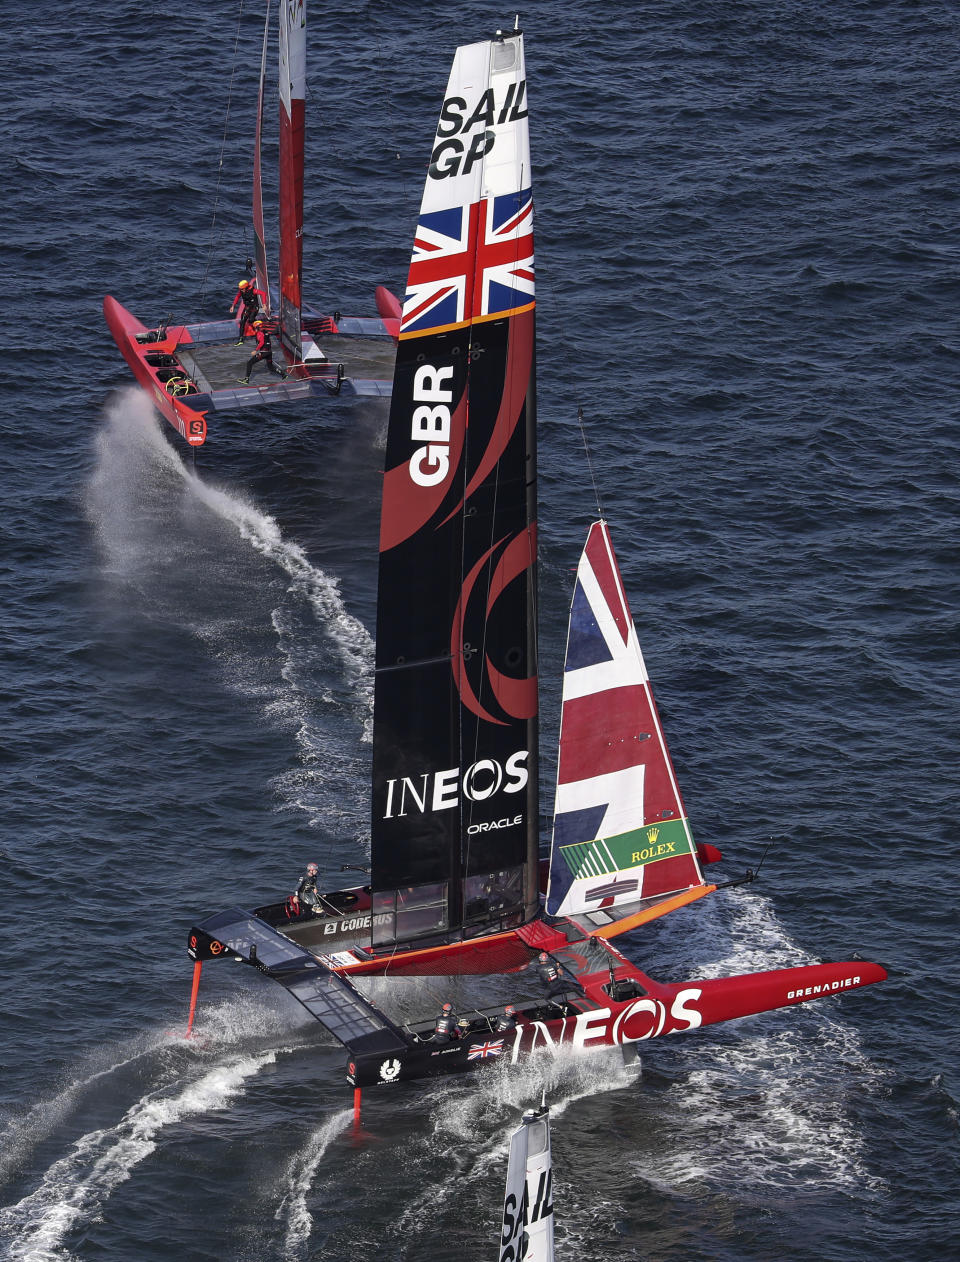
{"left": 434, "top": 1011, "right": 457, "bottom": 1039}
{"left": 496, "top": 1014, "right": 517, "bottom": 1033}
{"left": 234, "top": 285, "right": 265, "bottom": 309}
{"left": 538, "top": 960, "right": 561, "bottom": 985}
{"left": 297, "top": 873, "right": 319, "bottom": 904}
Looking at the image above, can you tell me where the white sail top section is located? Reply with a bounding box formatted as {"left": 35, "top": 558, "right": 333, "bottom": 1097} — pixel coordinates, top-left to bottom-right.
{"left": 400, "top": 30, "right": 533, "bottom": 338}
{"left": 498, "top": 1108, "right": 554, "bottom": 1262}
{"left": 278, "top": 0, "right": 306, "bottom": 113}
{"left": 423, "top": 33, "right": 529, "bottom": 211}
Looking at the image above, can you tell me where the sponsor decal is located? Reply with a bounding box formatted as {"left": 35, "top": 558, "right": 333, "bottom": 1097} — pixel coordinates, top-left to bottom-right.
{"left": 430, "top": 81, "right": 528, "bottom": 181}
{"left": 631, "top": 840, "right": 676, "bottom": 862}
{"left": 467, "top": 1039, "right": 505, "bottom": 1060}
{"left": 379, "top": 1058, "right": 401, "bottom": 1082}
{"left": 322, "top": 912, "right": 392, "bottom": 936}
{"left": 510, "top": 991, "right": 704, "bottom": 1061}
{"left": 208, "top": 940, "right": 224, "bottom": 956}
{"left": 382, "top": 750, "right": 528, "bottom": 819}
{"left": 467, "top": 814, "right": 522, "bottom": 836}
{"left": 408, "top": 363, "right": 454, "bottom": 488}
{"left": 787, "top": 975, "right": 861, "bottom": 999}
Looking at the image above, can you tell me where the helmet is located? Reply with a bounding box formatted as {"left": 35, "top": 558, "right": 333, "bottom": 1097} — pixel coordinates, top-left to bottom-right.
{"left": 252, "top": 318, "right": 264, "bottom": 328}
{"left": 442, "top": 1002, "right": 452, "bottom": 1012}
{"left": 306, "top": 862, "right": 318, "bottom": 874}
{"left": 539, "top": 952, "right": 549, "bottom": 962}
{"left": 505, "top": 1005, "right": 516, "bottom": 1015}
{"left": 238, "top": 278, "right": 250, "bottom": 288}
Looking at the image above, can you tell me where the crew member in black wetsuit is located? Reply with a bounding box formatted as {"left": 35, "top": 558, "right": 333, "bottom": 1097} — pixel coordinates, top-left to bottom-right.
{"left": 533, "top": 951, "right": 584, "bottom": 1009}
{"left": 238, "top": 319, "right": 285, "bottom": 383}
{"left": 229, "top": 278, "right": 267, "bottom": 341}
{"left": 295, "top": 861, "right": 320, "bottom": 911}
{"left": 433, "top": 1002, "right": 460, "bottom": 1044}
{"left": 496, "top": 1004, "right": 519, "bottom": 1034}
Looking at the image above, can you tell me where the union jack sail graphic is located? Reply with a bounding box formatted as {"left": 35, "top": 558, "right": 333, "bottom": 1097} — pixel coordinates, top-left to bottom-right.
{"left": 545, "top": 521, "right": 706, "bottom": 917}
{"left": 401, "top": 190, "right": 534, "bottom": 335}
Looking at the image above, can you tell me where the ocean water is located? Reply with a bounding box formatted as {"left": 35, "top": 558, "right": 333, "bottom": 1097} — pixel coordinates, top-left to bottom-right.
{"left": 2, "top": 1, "right": 958, "bottom": 1259}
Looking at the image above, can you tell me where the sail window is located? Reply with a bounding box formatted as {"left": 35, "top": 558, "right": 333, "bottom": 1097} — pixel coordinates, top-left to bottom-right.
{"left": 493, "top": 41, "right": 517, "bottom": 71}
{"left": 463, "top": 867, "right": 523, "bottom": 921}
{"left": 371, "top": 882, "right": 449, "bottom": 946}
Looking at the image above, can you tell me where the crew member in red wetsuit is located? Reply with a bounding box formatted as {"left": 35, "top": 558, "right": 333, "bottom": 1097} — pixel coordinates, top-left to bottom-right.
{"left": 238, "top": 320, "right": 284, "bottom": 384}
{"left": 229, "top": 278, "right": 267, "bottom": 341}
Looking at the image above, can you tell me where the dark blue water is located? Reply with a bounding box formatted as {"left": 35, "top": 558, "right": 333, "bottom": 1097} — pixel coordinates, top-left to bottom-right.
{"left": 2, "top": 1, "right": 958, "bottom": 1258}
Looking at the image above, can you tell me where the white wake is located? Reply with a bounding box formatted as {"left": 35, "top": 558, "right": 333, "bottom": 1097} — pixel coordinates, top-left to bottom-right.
{"left": 0, "top": 1053, "right": 275, "bottom": 1262}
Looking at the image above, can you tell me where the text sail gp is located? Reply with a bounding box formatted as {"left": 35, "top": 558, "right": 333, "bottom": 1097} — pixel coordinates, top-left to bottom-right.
{"left": 371, "top": 27, "right": 538, "bottom": 949}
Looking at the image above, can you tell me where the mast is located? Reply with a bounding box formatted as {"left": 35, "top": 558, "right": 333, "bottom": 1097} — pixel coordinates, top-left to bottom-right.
{"left": 277, "top": 0, "right": 305, "bottom": 361}
{"left": 371, "top": 31, "right": 537, "bottom": 948}
{"left": 252, "top": 0, "right": 273, "bottom": 309}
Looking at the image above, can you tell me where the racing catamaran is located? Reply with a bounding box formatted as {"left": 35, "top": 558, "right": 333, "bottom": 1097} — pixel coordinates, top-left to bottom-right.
{"left": 103, "top": 0, "right": 398, "bottom": 447}
{"left": 184, "top": 26, "right": 885, "bottom": 1087}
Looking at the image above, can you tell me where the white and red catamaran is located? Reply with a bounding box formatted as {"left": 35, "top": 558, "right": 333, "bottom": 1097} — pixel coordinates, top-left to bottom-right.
{"left": 104, "top": 0, "right": 398, "bottom": 447}
{"left": 184, "top": 25, "right": 885, "bottom": 1087}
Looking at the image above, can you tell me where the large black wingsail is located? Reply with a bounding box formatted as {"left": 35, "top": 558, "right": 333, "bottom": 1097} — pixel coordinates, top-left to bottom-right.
{"left": 371, "top": 30, "right": 537, "bottom": 948}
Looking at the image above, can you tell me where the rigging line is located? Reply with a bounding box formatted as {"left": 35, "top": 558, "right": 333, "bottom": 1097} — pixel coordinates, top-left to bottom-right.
{"left": 199, "top": 0, "right": 248, "bottom": 308}
{"left": 577, "top": 407, "right": 605, "bottom": 520}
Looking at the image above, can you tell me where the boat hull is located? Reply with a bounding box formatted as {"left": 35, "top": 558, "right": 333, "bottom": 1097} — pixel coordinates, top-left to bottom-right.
{"left": 103, "top": 295, "right": 209, "bottom": 445}
{"left": 346, "top": 958, "right": 888, "bottom": 1088}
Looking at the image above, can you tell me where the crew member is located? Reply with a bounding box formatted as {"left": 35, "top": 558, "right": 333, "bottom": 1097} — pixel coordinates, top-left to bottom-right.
{"left": 496, "top": 1004, "right": 518, "bottom": 1033}
{"left": 229, "top": 278, "right": 267, "bottom": 341}
{"left": 533, "top": 951, "right": 583, "bottom": 1007}
{"left": 238, "top": 319, "right": 285, "bottom": 384}
{"left": 433, "top": 1001, "right": 460, "bottom": 1044}
{"left": 295, "top": 861, "right": 321, "bottom": 911}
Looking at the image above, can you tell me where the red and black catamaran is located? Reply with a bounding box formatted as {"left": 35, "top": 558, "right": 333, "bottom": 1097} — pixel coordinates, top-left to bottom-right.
{"left": 104, "top": 0, "right": 398, "bottom": 447}
{"left": 185, "top": 25, "right": 885, "bottom": 1089}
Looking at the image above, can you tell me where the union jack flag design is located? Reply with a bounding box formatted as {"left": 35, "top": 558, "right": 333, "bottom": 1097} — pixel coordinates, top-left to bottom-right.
{"left": 400, "top": 188, "right": 534, "bottom": 335}
{"left": 545, "top": 522, "right": 704, "bottom": 917}
{"left": 467, "top": 1038, "right": 505, "bottom": 1060}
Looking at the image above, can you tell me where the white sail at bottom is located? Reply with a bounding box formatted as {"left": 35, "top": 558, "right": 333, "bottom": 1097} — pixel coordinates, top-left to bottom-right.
{"left": 498, "top": 1106, "right": 555, "bottom": 1261}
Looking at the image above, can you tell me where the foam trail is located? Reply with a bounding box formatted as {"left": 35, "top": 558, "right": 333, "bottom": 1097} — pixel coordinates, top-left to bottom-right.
{"left": 89, "top": 389, "right": 373, "bottom": 722}
{"left": 393, "top": 1046, "right": 638, "bottom": 1237}
{"left": 189, "top": 473, "right": 374, "bottom": 727}
{"left": 0, "top": 1034, "right": 168, "bottom": 1188}
{"left": 0, "top": 1053, "right": 276, "bottom": 1261}
{"left": 275, "top": 1106, "right": 354, "bottom": 1260}
{"left": 639, "top": 886, "right": 885, "bottom": 1195}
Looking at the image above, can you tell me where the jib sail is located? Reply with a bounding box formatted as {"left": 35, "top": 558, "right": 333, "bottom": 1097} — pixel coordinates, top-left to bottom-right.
{"left": 371, "top": 30, "right": 538, "bottom": 948}
{"left": 546, "top": 520, "right": 706, "bottom": 918}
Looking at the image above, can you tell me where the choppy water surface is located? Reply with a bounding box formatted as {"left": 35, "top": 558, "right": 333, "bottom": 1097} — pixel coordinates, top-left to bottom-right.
{"left": 2, "top": 2, "right": 958, "bottom": 1259}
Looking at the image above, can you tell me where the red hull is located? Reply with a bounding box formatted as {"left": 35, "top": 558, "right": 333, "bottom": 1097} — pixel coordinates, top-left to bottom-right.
{"left": 103, "top": 295, "right": 208, "bottom": 446}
